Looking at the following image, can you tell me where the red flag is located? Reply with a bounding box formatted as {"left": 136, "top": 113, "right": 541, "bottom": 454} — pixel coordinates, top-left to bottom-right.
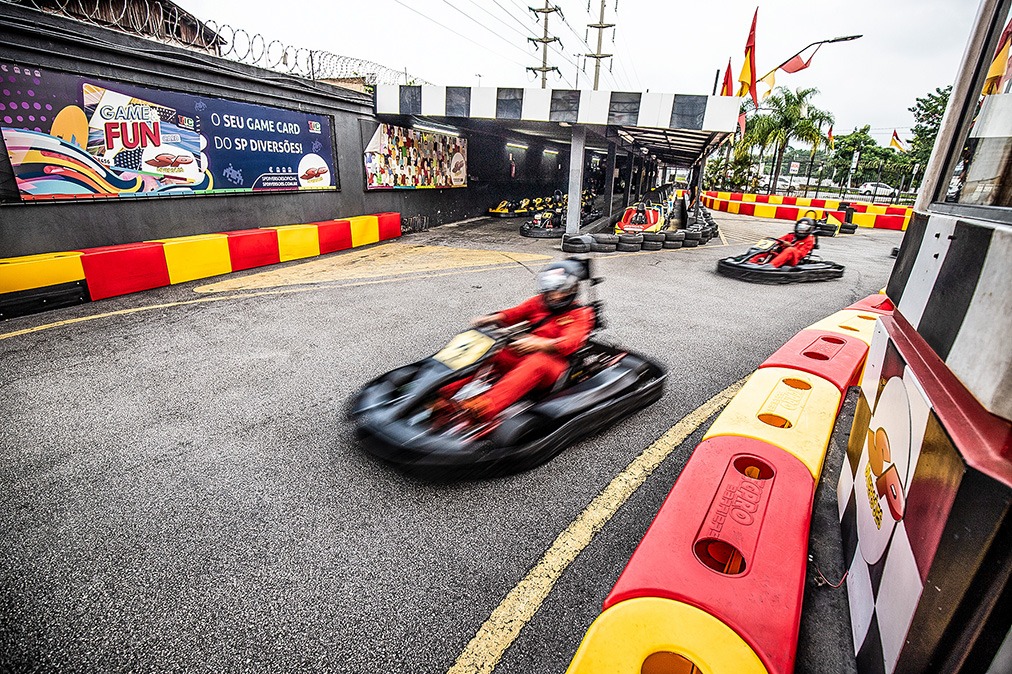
{"left": 738, "top": 112, "right": 747, "bottom": 137}
{"left": 721, "top": 59, "right": 734, "bottom": 96}
{"left": 827, "top": 125, "right": 834, "bottom": 150}
{"left": 736, "top": 9, "right": 758, "bottom": 106}
{"left": 781, "top": 53, "right": 813, "bottom": 74}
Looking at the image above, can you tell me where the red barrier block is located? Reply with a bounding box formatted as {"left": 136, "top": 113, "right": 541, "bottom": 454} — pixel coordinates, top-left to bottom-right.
{"left": 730, "top": 192, "right": 743, "bottom": 201}
{"left": 375, "top": 212, "right": 402, "bottom": 240}
{"left": 316, "top": 219, "right": 353, "bottom": 254}
{"left": 775, "top": 206, "right": 799, "bottom": 221}
{"left": 755, "top": 194, "right": 769, "bottom": 203}
{"left": 851, "top": 203, "right": 869, "bottom": 213}
{"left": 828, "top": 210, "right": 847, "bottom": 222}
{"left": 810, "top": 199, "right": 825, "bottom": 208}
{"left": 759, "top": 328, "right": 869, "bottom": 398}
{"left": 223, "top": 229, "right": 280, "bottom": 271}
{"left": 739, "top": 202, "right": 756, "bottom": 216}
{"left": 885, "top": 205, "right": 908, "bottom": 215}
{"left": 781, "top": 196, "right": 797, "bottom": 206}
{"left": 875, "top": 214, "right": 906, "bottom": 230}
{"left": 77, "top": 242, "right": 170, "bottom": 301}
{"left": 604, "top": 436, "right": 814, "bottom": 674}
{"left": 847, "top": 294, "right": 895, "bottom": 315}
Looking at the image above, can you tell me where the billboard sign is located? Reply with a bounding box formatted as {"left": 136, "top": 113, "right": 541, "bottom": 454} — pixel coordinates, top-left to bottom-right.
{"left": 0, "top": 63, "right": 337, "bottom": 201}
{"left": 364, "top": 123, "right": 466, "bottom": 189}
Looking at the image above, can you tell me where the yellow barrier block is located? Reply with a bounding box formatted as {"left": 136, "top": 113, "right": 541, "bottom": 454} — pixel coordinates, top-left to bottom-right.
{"left": 266, "top": 224, "right": 321, "bottom": 261}
{"left": 768, "top": 195, "right": 784, "bottom": 205}
{"left": 728, "top": 200, "right": 741, "bottom": 214}
{"left": 348, "top": 215, "right": 380, "bottom": 247}
{"left": 717, "top": 191, "right": 731, "bottom": 201}
{"left": 702, "top": 367, "right": 841, "bottom": 480}
{"left": 151, "top": 234, "right": 231, "bottom": 284}
{"left": 795, "top": 197, "right": 812, "bottom": 207}
{"left": 867, "top": 204, "right": 888, "bottom": 215}
{"left": 903, "top": 212, "right": 911, "bottom": 230}
{"left": 566, "top": 597, "right": 767, "bottom": 674}
{"left": 754, "top": 204, "right": 778, "bottom": 219}
{"left": 823, "top": 200, "right": 840, "bottom": 209}
{"left": 806, "top": 309, "right": 880, "bottom": 345}
{"left": 852, "top": 212, "right": 877, "bottom": 228}
{"left": 0, "top": 251, "right": 84, "bottom": 293}
{"left": 742, "top": 193, "right": 757, "bottom": 202}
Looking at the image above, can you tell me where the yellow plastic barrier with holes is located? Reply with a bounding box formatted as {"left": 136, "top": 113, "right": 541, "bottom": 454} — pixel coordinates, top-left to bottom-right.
{"left": 566, "top": 597, "right": 767, "bottom": 674}
{"left": 348, "top": 215, "right": 380, "bottom": 247}
{"left": 754, "top": 204, "right": 778, "bottom": 219}
{"left": 852, "top": 212, "right": 877, "bottom": 228}
{"left": 264, "top": 224, "right": 321, "bottom": 261}
{"left": 702, "top": 367, "right": 841, "bottom": 480}
{"left": 806, "top": 309, "right": 880, "bottom": 346}
{"left": 150, "top": 234, "right": 231, "bottom": 284}
{"left": 0, "top": 252, "right": 84, "bottom": 293}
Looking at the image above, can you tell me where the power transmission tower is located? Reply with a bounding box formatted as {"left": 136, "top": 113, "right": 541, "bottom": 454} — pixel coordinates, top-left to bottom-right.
{"left": 586, "top": 0, "right": 614, "bottom": 90}
{"left": 527, "top": 2, "right": 561, "bottom": 88}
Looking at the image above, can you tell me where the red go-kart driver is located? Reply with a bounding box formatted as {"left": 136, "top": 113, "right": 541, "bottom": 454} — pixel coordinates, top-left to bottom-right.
{"left": 768, "top": 218, "right": 817, "bottom": 267}
{"left": 450, "top": 260, "right": 595, "bottom": 423}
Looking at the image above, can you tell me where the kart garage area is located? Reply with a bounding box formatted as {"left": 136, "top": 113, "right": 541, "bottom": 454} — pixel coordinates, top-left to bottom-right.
{"left": 0, "top": 209, "right": 904, "bottom": 673}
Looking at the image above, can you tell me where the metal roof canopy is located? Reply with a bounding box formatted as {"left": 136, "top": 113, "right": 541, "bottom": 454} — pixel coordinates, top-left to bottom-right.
{"left": 373, "top": 85, "right": 739, "bottom": 168}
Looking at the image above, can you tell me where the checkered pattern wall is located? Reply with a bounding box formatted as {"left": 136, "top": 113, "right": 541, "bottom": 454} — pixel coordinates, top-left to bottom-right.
{"left": 887, "top": 211, "right": 1012, "bottom": 421}
{"left": 837, "top": 316, "right": 1011, "bottom": 673}
{"left": 373, "top": 85, "right": 739, "bottom": 132}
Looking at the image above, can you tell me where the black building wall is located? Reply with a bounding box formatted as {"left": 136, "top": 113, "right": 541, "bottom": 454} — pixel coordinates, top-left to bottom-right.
{"left": 0, "top": 4, "right": 570, "bottom": 257}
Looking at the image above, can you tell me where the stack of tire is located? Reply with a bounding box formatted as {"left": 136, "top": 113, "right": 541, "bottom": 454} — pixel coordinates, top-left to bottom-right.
{"left": 838, "top": 220, "right": 858, "bottom": 235}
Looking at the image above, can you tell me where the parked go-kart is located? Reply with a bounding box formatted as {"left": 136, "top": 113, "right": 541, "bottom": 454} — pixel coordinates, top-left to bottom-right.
{"left": 520, "top": 207, "right": 567, "bottom": 238}
{"left": 716, "top": 235, "right": 845, "bottom": 284}
{"left": 615, "top": 201, "right": 665, "bottom": 234}
{"left": 350, "top": 258, "right": 666, "bottom": 474}
{"left": 488, "top": 199, "right": 518, "bottom": 218}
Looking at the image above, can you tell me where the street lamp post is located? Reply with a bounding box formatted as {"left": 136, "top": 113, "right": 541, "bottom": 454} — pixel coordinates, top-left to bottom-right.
{"left": 757, "top": 34, "right": 863, "bottom": 83}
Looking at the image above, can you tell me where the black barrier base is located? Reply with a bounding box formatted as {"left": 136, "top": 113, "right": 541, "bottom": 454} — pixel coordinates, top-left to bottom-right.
{"left": 0, "top": 280, "right": 89, "bottom": 320}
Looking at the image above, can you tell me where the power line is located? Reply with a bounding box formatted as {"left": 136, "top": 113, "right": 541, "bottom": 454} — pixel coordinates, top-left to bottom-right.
{"left": 440, "top": 0, "right": 539, "bottom": 62}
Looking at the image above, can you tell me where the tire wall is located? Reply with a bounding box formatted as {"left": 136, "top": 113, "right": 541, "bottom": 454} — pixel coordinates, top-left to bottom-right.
{"left": 0, "top": 5, "right": 572, "bottom": 256}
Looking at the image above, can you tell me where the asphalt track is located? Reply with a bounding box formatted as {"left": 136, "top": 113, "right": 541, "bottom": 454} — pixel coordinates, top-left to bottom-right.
{"left": 0, "top": 212, "right": 901, "bottom": 673}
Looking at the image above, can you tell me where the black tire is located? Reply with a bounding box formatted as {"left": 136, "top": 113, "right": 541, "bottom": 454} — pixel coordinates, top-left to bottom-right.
{"left": 593, "top": 233, "right": 619, "bottom": 245}
{"left": 682, "top": 239, "right": 700, "bottom": 248}
{"left": 590, "top": 242, "right": 618, "bottom": 253}
{"left": 641, "top": 232, "right": 665, "bottom": 243}
{"left": 519, "top": 225, "right": 565, "bottom": 239}
{"left": 562, "top": 240, "right": 592, "bottom": 253}
{"left": 664, "top": 230, "right": 686, "bottom": 242}
{"left": 616, "top": 242, "right": 641, "bottom": 252}
{"left": 618, "top": 233, "right": 644, "bottom": 245}
{"left": 641, "top": 241, "right": 663, "bottom": 251}
{"left": 663, "top": 240, "right": 683, "bottom": 249}
{"left": 683, "top": 230, "right": 702, "bottom": 241}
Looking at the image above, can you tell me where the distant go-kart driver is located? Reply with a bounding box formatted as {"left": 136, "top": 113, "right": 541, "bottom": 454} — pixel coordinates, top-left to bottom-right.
{"left": 438, "top": 260, "right": 595, "bottom": 423}
{"left": 768, "top": 218, "right": 817, "bottom": 268}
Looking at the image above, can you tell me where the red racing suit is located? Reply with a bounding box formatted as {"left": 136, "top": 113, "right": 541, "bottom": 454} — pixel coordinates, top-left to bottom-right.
{"left": 470, "top": 295, "right": 594, "bottom": 419}
{"left": 770, "top": 233, "right": 815, "bottom": 268}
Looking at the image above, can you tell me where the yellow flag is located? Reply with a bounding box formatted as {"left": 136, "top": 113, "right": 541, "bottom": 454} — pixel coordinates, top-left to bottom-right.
{"left": 984, "top": 38, "right": 1011, "bottom": 95}
{"left": 759, "top": 71, "right": 776, "bottom": 101}
{"left": 890, "top": 130, "right": 907, "bottom": 152}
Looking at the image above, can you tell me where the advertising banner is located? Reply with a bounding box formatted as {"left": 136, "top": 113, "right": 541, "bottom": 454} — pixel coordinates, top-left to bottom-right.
{"left": 0, "top": 63, "right": 337, "bottom": 201}
{"left": 364, "top": 123, "right": 466, "bottom": 189}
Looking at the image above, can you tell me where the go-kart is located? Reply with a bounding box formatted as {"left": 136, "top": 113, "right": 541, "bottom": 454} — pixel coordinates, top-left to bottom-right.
{"left": 520, "top": 207, "right": 567, "bottom": 238}
{"left": 716, "top": 236, "right": 845, "bottom": 284}
{"left": 488, "top": 199, "right": 518, "bottom": 218}
{"left": 350, "top": 259, "right": 666, "bottom": 475}
{"left": 615, "top": 201, "right": 665, "bottom": 234}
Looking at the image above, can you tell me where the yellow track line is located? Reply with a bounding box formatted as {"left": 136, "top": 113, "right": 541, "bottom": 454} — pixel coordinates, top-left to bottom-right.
{"left": 0, "top": 266, "right": 500, "bottom": 342}
{"left": 447, "top": 377, "right": 747, "bottom": 674}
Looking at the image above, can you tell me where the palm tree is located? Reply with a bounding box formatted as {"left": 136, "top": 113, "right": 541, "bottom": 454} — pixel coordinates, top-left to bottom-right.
{"left": 760, "top": 87, "right": 834, "bottom": 193}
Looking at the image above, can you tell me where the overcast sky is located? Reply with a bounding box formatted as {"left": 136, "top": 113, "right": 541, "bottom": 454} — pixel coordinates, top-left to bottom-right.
{"left": 174, "top": 0, "right": 981, "bottom": 147}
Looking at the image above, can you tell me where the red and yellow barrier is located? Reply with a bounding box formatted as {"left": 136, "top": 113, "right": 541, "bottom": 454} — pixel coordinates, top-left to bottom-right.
{"left": 702, "top": 191, "right": 911, "bottom": 230}
{"left": 1, "top": 212, "right": 403, "bottom": 318}
{"left": 567, "top": 294, "right": 887, "bottom": 673}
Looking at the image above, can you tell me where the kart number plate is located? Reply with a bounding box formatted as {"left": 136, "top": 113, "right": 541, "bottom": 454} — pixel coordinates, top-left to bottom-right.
{"left": 433, "top": 330, "right": 496, "bottom": 370}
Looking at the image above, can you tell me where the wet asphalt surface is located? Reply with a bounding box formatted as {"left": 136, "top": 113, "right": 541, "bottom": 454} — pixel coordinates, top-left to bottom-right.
{"left": 0, "top": 212, "right": 900, "bottom": 673}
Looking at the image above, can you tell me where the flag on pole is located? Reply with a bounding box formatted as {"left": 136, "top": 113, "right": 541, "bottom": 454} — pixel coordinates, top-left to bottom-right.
{"left": 737, "top": 9, "right": 758, "bottom": 105}
{"left": 721, "top": 59, "right": 734, "bottom": 96}
{"left": 738, "top": 112, "right": 747, "bottom": 137}
{"left": 781, "top": 44, "right": 823, "bottom": 74}
{"left": 760, "top": 70, "right": 776, "bottom": 101}
{"left": 827, "top": 126, "right": 834, "bottom": 150}
{"left": 890, "top": 130, "right": 907, "bottom": 152}
{"left": 983, "top": 17, "right": 1012, "bottom": 95}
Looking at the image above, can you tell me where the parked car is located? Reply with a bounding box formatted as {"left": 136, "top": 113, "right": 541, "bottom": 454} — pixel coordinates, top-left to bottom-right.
{"left": 859, "top": 182, "right": 899, "bottom": 198}
{"left": 759, "top": 175, "right": 798, "bottom": 194}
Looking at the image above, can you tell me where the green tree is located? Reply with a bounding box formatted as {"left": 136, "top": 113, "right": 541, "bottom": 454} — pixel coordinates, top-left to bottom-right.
{"left": 908, "top": 85, "right": 951, "bottom": 169}
{"left": 756, "top": 87, "right": 834, "bottom": 193}
{"left": 827, "top": 125, "right": 913, "bottom": 192}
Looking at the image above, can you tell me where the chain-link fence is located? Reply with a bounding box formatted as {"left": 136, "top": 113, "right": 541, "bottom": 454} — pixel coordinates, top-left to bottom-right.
{"left": 2, "top": 0, "right": 430, "bottom": 86}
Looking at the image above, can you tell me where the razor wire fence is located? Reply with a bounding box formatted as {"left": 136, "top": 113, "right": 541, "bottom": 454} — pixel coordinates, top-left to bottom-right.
{"left": 1, "top": 0, "right": 431, "bottom": 86}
